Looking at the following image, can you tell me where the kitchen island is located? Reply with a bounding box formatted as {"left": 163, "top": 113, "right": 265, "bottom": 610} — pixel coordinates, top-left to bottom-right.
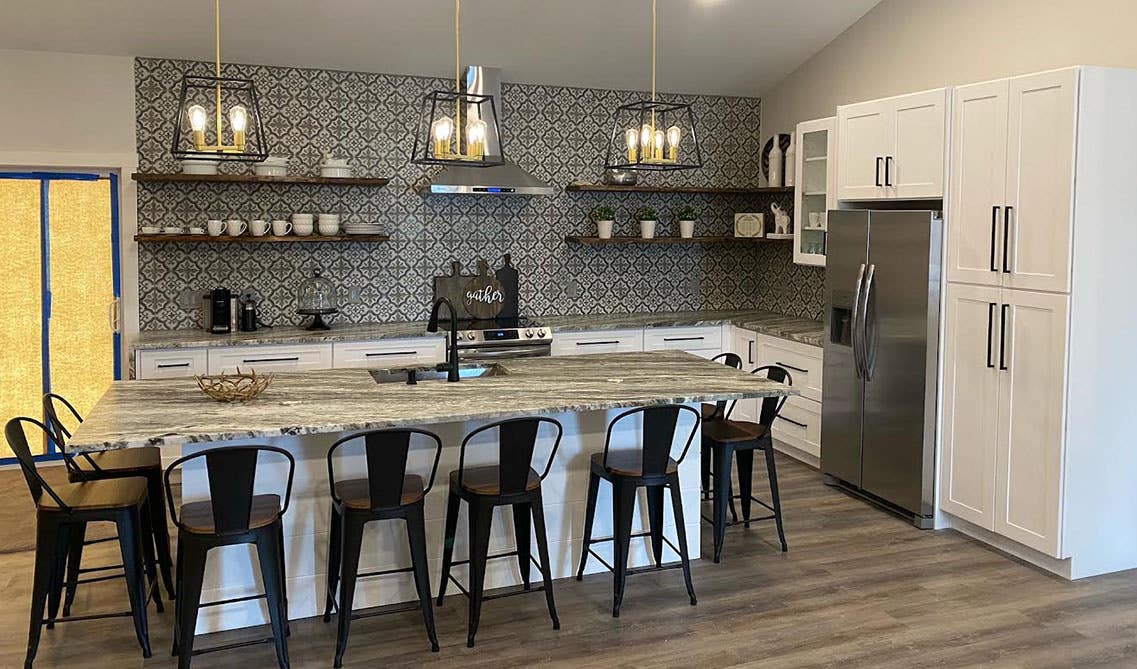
{"left": 69, "top": 351, "right": 794, "bottom": 633}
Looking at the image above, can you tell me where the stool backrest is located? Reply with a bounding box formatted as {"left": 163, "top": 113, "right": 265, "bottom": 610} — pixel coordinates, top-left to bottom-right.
{"left": 708, "top": 352, "right": 743, "bottom": 419}
{"left": 458, "top": 417, "right": 563, "bottom": 495}
{"left": 164, "top": 445, "right": 295, "bottom": 536}
{"left": 750, "top": 365, "right": 793, "bottom": 427}
{"left": 327, "top": 428, "right": 443, "bottom": 510}
{"left": 42, "top": 393, "right": 100, "bottom": 476}
{"left": 4, "top": 417, "right": 72, "bottom": 511}
{"left": 603, "top": 404, "right": 701, "bottom": 476}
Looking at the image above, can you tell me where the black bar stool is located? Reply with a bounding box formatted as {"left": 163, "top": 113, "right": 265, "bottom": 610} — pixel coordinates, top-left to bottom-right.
{"left": 323, "top": 428, "right": 444, "bottom": 666}
{"left": 702, "top": 365, "right": 792, "bottom": 562}
{"left": 701, "top": 353, "right": 742, "bottom": 501}
{"left": 164, "top": 445, "right": 295, "bottom": 669}
{"left": 6, "top": 417, "right": 161, "bottom": 669}
{"left": 43, "top": 393, "right": 176, "bottom": 609}
{"left": 437, "top": 417, "right": 562, "bottom": 648}
{"left": 576, "top": 404, "right": 700, "bottom": 617}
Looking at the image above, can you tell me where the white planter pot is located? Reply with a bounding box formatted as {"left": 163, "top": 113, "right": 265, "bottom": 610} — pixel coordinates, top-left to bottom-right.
{"left": 596, "top": 220, "right": 614, "bottom": 239}
{"left": 640, "top": 220, "right": 657, "bottom": 239}
{"left": 679, "top": 220, "right": 695, "bottom": 238}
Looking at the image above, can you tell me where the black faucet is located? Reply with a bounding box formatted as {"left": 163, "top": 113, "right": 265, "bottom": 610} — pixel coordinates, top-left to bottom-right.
{"left": 427, "top": 297, "right": 460, "bottom": 382}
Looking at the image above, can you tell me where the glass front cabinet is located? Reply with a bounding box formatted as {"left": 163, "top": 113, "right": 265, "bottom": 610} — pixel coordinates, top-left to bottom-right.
{"left": 793, "top": 116, "right": 837, "bottom": 266}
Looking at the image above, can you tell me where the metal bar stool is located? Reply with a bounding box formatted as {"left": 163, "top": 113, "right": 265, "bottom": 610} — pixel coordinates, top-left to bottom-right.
{"left": 701, "top": 353, "right": 742, "bottom": 502}
{"left": 323, "top": 428, "right": 444, "bottom": 666}
{"left": 164, "top": 445, "right": 295, "bottom": 669}
{"left": 43, "top": 393, "right": 177, "bottom": 610}
{"left": 6, "top": 417, "right": 161, "bottom": 669}
{"left": 576, "top": 404, "right": 700, "bottom": 617}
{"left": 437, "top": 417, "right": 563, "bottom": 648}
{"left": 702, "top": 365, "right": 793, "bottom": 562}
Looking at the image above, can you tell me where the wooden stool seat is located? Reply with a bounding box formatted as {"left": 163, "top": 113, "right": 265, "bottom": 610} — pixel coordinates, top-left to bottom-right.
{"left": 38, "top": 477, "right": 148, "bottom": 512}
{"left": 179, "top": 494, "right": 282, "bottom": 535}
{"left": 591, "top": 450, "right": 678, "bottom": 477}
{"left": 77, "top": 447, "right": 162, "bottom": 475}
{"left": 700, "top": 403, "right": 718, "bottom": 420}
{"left": 702, "top": 419, "right": 769, "bottom": 444}
{"left": 450, "top": 465, "right": 541, "bottom": 495}
{"left": 335, "top": 476, "right": 425, "bottom": 510}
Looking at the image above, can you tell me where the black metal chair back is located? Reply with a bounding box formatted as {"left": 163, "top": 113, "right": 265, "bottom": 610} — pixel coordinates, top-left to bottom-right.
{"left": 5, "top": 417, "right": 72, "bottom": 511}
{"left": 603, "top": 404, "right": 701, "bottom": 476}
{"left": 458, "top": 417, "right": 563, "bottom": 495}
{"left": 708, "top": 352, "right": 743, "bottom": 420}
{"left": 327, "top": 428, "right": 443, "bottom": 510}
{"left": 164, "top": 445, "right": 295, "bottom": 536}
{"left": 750, "top": 365, "right": 793, "bottom": 427}
{"left": 42, "top": 392, "right": 103, "bottom": 477}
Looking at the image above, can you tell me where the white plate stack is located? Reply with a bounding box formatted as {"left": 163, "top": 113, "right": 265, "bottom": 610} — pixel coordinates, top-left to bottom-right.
{"left": 343, "top": 223, "right": 384, "bottom": 235}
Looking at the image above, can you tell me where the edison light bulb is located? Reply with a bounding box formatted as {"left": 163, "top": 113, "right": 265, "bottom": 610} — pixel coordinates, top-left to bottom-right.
{"left": 467, "top": 118, "right": 488, "bottom": 159}
{"left": 228, "top": 105, "right": 248, "bottom": 149}
{"left": 625, "top": 128, "right": 639, "bottom": 163}
{"left": 187, "top": 104, "right": 208, "bottom": 149}
{"left": 431, "top": 116, "right": 454, "bottom": 156}
{"left": 666, "top": 125, "right": 681, "bottom": 161}
{"left": 640, "top": 124, "right": 653, "bottom": 156}
{"left": 653, "top": 130, "right": 665, "bottom": 161}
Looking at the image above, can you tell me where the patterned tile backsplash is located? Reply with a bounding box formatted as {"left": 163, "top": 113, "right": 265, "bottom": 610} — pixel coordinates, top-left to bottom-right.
{"left": 135, "top": 58, "right": 824, "bottom": 330}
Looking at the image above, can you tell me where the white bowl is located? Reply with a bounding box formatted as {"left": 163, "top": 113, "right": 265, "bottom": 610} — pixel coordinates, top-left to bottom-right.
{"left": 140, "top": 226, "right": 161, "bottom": 235}
{"left": 181, "top": 159, "right": 219, "bottom": 175}
{"left": 254, "top": 156, "right": 289, "bottom": 177}
{"left": 162, "top": 226, "right": 183, "bottom": 234}
{"left": 320, "top": 167, "right": 352, "bottom": 178}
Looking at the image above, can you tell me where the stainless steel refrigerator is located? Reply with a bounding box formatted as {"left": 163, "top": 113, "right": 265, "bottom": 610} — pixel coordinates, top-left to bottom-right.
{"left": 821, "top": 210, "right": 942, "bottom": 527}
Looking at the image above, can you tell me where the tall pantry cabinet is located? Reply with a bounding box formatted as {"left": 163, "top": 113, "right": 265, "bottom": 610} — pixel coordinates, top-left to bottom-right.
{"left": 939, "top": 67, "right": 1137, "bottom": 578}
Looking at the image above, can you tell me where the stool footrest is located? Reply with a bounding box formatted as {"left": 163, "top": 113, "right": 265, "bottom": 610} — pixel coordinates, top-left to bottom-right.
{"left": 199, "top": 592, "right": 266, "bottom": 609}
{"left": 78, "top": 563, "right": 123, "bottom": 574}
{"left": 42, "top": 610, "right": 132, "bottom": 625}
{"left": 192, "top": 636, "right": 274, "bottom": 657}
{"left": 356, "top": 565, "right": 415, "bottom": 579}
{"left": 350, "top": 600, "right": 424, "bottom": 621}
{"left": 583, "top": 547, "right": 686, "bottom": 577}
{"left": 74, "top": 573, "right": 125, "bottom": 586}
{"left": 83, "top": 535, "right": 119, "bottom": 546}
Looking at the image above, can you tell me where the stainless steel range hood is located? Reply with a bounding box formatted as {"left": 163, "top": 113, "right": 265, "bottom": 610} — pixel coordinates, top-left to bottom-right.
{"left": 426, "top": 66, "right": 555, "bottom": 196}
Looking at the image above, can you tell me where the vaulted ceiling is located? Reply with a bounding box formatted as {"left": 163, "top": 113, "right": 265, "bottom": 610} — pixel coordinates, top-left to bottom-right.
{"left": 0, "top": 0, "right": 880, "bottom": 96}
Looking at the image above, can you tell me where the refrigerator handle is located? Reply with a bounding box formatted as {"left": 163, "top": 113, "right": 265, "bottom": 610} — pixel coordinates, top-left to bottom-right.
{"left": 990, "top": 206, "right": 1001, "bottom": 272}
{"left": 851, "top": 263, "right": 867, "bottom": 379}
{"left": 861, "top": 264, "right": 877, "bottom": 381}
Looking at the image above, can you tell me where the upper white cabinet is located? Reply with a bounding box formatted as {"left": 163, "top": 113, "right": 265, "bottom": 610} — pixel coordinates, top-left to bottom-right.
{"left": 837, "top": 88, "right": 949, "bottom": 201}
{"left": 947, "top": 69, "right": 1077, "bottom": 292}
{"left": 793, "top": 116, "right": 836, "bottom": 267}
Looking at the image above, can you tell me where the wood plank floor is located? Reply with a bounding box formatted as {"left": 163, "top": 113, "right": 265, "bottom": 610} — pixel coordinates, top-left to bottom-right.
{"left": 4, "top": 455, "right": 1137, "bottom": 668}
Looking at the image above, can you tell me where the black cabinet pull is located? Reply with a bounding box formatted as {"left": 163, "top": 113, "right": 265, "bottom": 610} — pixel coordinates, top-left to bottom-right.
{"left": 986, "top": 303, "right": 996, "bottom": 368}
{"left": 775, "top": 361, "right": 808, "bottom": 374}
{"left": 990, "top": 206, "right": 1000, "bottom": 272}
{"left": 776, "top": 415, "right": 808, "bottom": 429}
{"left": 156, "top": 362, "right": 191, "bottom": 369}
{"left": 243, "top": 356, "right": 300, "bottom": 364}
{"left": 875, "top": 157, "right": 883, "bottom": 187}
{"left": 576, "top": 340, "right": 620, "bottom": 346}
{"left": 748, "top": 340, "right": 754, "bottom": 365}
{"left": 998, "top": 304, "right": 1009, "bottom": 371}
{"left": 663, "top": 336, "right": 705, "bottom": 342}
{"left": 884, "top": 156, "right": 893, "bottom": 187}
{"left": 365, "top": 351, "right": 417, "bottom": 357}
{"left": 1002, "top": 206, "right": 1013, "bottom": 273}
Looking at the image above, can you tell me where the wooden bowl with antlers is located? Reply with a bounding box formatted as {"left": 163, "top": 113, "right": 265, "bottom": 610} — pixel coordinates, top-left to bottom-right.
{"left": 195, "top": 368, "right": 274, "bottom": 402}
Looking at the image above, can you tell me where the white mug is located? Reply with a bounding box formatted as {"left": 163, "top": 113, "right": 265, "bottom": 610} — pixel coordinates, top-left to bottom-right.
{"left": 271, "top": 219, "right": 292, "bottom": 236}
{"left": 226, "top": 219, "right": 247, "bottom": 237}
{"left": 249, "top": 219, "right": 269, "bottom": 236}
{"left": 206, "top": 219, "right": 225, "bottom": 236}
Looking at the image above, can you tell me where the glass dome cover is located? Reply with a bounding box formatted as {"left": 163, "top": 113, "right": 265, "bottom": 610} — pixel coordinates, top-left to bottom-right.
{"left": 296, "top": 268, "right": 338, "bottom": 330}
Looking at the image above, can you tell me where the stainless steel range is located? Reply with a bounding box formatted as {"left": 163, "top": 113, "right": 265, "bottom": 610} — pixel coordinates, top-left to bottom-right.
{"left": 455, "top": 317, "right": 552, "bottom": 360}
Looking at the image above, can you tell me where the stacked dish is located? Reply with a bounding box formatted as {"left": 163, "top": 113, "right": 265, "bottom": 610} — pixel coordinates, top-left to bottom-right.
{"left": 343, "top": 223, "right": 383, "bottom": 235}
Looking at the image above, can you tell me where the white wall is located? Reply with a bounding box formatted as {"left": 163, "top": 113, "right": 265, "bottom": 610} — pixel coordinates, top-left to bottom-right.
{"left": 0, "top": 48, "right": 140, "bottom": 350}
{"left": 761, "top": 0, "right": 1137, "bottom": 137}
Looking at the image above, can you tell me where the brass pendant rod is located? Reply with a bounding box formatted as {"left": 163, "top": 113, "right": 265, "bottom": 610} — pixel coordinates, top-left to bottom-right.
{"left": 650, "top": 0, "right": 657, "bottom": 136}
{"left": 455, "top": 0, "right": 461, "bottom": 153}
{"left": 215, "top": 0, "right": 223, "bottom": 145}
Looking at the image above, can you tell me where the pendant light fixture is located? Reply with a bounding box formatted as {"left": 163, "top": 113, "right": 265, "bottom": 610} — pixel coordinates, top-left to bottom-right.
{"left": 170, "top": 0, "right": 268, "bottom": 162}
{"left": 411, "top": 0, "right": 505, "bottom": 167}
{"left": 604, "top": 0, "right": 702, "bottom": 171}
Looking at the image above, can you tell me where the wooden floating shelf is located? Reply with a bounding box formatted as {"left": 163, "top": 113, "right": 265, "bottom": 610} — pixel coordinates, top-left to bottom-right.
{"left": 134, "top": 234, "right": 389, "bottom": 244}
{"left": 564, "top": 236, "right": 792, "bottom": 245}
{"left": 131, "top": 173, "right": 391, "bottom": 187}
{"left": 565, "top": 183, "right": 794, "bottom": 195}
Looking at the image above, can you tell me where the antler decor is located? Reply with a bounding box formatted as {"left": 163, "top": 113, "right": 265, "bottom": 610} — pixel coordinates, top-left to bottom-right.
{"left": 195, "top": 368, "right": 274, "bottom": 402}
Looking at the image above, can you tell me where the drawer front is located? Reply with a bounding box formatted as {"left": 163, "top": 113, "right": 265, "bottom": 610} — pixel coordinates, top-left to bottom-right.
{"left": 135, "top": 349, "right": 208, "bottom": 379}
{"left": 771, "top": 395, "right": 822, "bottom": 459}
{"left": 207, "top": 344, "right": 333, "bottom": 375}
{"left": 551, "top": 329, "right": 644, "bottom": 356}
{"left": 756, "top": 335, "right": 823, "bottom": 402}
{"left": 332, "top": 338, "right": 446, "bottom": 369}
{"left": 643, "top": 326, "right": 723, "bottom": 353}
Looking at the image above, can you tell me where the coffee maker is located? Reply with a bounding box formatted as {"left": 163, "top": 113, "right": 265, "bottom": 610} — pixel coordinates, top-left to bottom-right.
{"left": 202, "top": 288, "right": 238, "bottom": 334}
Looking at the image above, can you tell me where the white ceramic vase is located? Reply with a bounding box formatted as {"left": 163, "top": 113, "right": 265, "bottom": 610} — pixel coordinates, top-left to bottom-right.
{"left": 596, "top": 220, "right": 614, "bottom": 239}
{"left": 640, "top": 220, "right": 657, "bottom": 239}
{"left": 679, "top": 220, "right": 695, "bottom": 238}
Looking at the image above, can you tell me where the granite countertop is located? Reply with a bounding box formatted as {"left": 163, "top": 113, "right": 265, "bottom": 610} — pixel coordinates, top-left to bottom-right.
{"left": 68, "top": 351, "right": 796, "bottom": 452}
{"left": 132, "top": 309, "right": 823, "bottom": 351}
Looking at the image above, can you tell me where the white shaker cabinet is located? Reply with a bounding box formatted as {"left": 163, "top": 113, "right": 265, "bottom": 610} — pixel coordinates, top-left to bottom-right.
{"left": 947, "top": 68, "right": 1077, "bottom": 292}
{"left": 207, "top": 344, "right": 333, "bottom": 375}
{"left": 135, "top": 348, "right": 208, "bottom": 379}
{"left": 837, "top": 88, "right": 949, "bottom": 201}
{"left": 550, "top": 329, "right": 643, "bottom": 356}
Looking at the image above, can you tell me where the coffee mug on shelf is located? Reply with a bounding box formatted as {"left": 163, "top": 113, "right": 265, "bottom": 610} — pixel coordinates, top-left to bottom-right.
{"left": 271, "top": 219, "right": 292, "bottom": 236}
{"left": 206, "top": 219, "right": 225, "bottom": 236}
{"left": 249, "top": 219, "right": 269, "bottom": 236}
{"left": 226, "top": 219, "right": 247, "bottom": 237}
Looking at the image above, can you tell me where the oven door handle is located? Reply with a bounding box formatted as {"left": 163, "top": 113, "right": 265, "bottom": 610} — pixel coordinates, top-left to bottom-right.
{"left": 460, "top": 346, "right": 550, "bottom": 360}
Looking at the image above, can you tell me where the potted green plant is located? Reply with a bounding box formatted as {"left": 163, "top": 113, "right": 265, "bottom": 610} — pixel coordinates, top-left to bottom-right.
{"left": 591, "top": 205, "right": 616, "bottom": 239}
{"left": 675, "top": 205, "right": 700, "bottom": 238}
{"left": 635, "top": 206, "right": 658, "bottom": 239}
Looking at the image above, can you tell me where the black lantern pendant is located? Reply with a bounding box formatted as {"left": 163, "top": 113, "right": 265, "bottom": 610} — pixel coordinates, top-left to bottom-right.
{"left": 411, "top": 0, "right": 505, "bottom": 168}
{"left": 604, "top": 0, "right": 702, "bottom": 172}
{"left": 170, "top": 0, "right": 268, "bottom": 162}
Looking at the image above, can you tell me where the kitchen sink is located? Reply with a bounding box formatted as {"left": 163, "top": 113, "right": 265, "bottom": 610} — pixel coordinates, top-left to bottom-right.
{"left": 369, "top": 363, "right": 509, "bottom": 384}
